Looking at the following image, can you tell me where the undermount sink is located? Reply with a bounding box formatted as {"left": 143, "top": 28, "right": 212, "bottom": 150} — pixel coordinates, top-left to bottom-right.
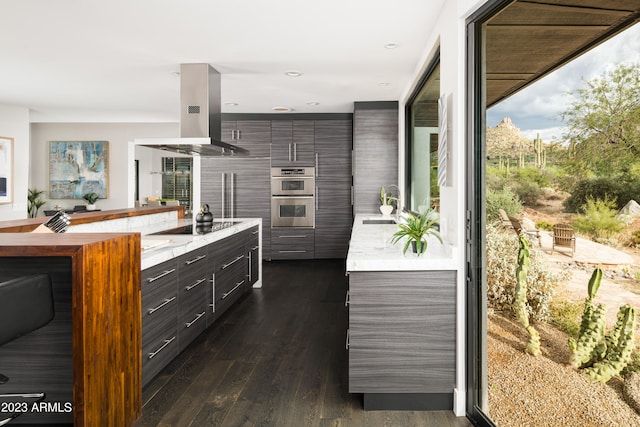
{"left": 362, "top": 218, "right": 397, "bottom": 225}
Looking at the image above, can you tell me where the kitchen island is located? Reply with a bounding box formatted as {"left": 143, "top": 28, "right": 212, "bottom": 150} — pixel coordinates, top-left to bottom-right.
{"left": 345, "top": 214, "right": 457, "bottom": 411}
{"left": 0, "top": 207, "right": 262, "bottom": 425}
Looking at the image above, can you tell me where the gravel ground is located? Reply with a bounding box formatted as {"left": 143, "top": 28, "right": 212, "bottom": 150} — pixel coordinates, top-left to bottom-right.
{"left": 488, "top": 312, "right": 640, "bottom": 427}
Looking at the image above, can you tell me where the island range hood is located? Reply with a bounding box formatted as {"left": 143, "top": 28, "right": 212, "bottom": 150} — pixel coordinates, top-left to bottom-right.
{"left": 136, "top": 63, "right": 247, "bottom": 156}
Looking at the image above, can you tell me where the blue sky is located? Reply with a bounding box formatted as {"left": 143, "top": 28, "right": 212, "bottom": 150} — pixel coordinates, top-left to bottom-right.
{"left": 486, "top": 23, "right": 640, "bottom": 143}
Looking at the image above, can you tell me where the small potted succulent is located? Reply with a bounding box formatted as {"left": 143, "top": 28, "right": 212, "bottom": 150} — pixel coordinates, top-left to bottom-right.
{"left": 391, "top": 209, "right": 442, "bottom": 255}
{"left": 82, "top": 192, "right": 99, "bottom": 211}
{"left": 379, "top": 187, "right": 397, "bottom": 217}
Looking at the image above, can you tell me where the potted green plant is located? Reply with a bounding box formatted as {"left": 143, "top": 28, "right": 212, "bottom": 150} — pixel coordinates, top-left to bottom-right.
{"left": 27, "top": 188, "right": 47, "bottom": 218}
{"left": 379, "top": 187, "right": 397, "bottom": 217}
{"left": 82, "top": 192, "right": 99, "bottom": 210}
{"left": 391, "top": 209, "right": 443, "bottom": 255}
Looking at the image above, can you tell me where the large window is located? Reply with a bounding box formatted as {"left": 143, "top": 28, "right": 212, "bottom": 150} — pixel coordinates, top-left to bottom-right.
{"left": 406, "top": 58, "right": 440, "bottom": 213}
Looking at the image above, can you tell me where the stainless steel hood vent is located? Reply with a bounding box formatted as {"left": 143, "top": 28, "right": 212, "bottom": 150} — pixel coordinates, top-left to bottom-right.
{"left": 137, "top": 63, "right": 247, "bottom": 156}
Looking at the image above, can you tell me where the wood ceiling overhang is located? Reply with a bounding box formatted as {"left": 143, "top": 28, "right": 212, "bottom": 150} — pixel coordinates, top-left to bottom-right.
{"left": 486, "top": 0, "right": 640, "bottom": 108}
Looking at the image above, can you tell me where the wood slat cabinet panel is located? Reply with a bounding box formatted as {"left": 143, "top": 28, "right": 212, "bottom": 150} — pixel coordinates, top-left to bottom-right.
{"left": 271, "top": 120, "right": 315, "bottom": 166}
{"left": 201, "top": 158, "right": 271, "bottom": 259}
{"left": 221, "top": 120, "right": 272, "bottom": 158}
{"left": 176, "top": 248, "right": 210, "bottom": 352}
{"left": 246, "top": 226, "right": 260, "bottom": 287}
{"left": 141, "top": 260, "right": 179, "bottom": 387}
{"left": 271, "top": 228, "right": 315, "bottom": 259}
{"left": 353, "top": 102, "right": 399, "bottom": 215}
{"left": 314, "top": 119, "right": 353, "bottom": 258}
{"left": 347, "top": 270, "right": 456, "bottom": 394}
{"left": 210, "top": 232, "right": 251, "bottom": 320}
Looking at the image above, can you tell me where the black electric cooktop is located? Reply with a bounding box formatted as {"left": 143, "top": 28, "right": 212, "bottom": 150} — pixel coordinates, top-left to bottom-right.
{"left": 149, "top": 222, "right": 235, "bottom": 236}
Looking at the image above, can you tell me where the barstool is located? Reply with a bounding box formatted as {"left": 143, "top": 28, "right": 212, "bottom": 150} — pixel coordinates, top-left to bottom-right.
{"left": 0, "top": 274, "right": 55, "bottom": 425}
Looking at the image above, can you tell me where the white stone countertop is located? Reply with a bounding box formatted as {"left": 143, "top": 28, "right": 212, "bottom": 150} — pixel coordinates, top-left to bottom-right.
{"left": 134, "top": 218, "right": 261, "bottom": 270}
{"left": 346, "top": 214, "right": 457, "bottom": 272}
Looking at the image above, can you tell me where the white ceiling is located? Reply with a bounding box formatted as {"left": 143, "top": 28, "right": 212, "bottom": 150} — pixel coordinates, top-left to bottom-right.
{"left": 0, "top": 0, "right": 445, "bottom": 122}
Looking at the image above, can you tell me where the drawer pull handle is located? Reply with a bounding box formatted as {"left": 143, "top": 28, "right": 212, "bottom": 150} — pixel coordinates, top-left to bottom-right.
{"left": 279, "top": 250, "right": 307, "bottom": 254}
{"left": 252, "top": 230, "right": 259, "bottom": 235}
{"left": 278, "top": 235, "right": 306, "bottom": 239}
{"left": 185, "top": 254, "right": 206, "bottom": 265}
{"left": 185, "top": 278, "right": 207, "bottom": 291}
{"left": 147, "top": 297, "right": 176, "bottom": 314}
{"left": 185, "top": 311, "right": 206, "bottom": 328}
{"left": 251, "top": 245, "right": 259, "bottom": 251}
{"left": 345, "top": 290, "right": 350, "bottom": 306}
{"left": 222, "top": 280, "right": 244, "bottom": 299}
{"left": 345, "top": 329, "right": 350, "bottom": 350}
{"left": 148, "top": 336, "right": 175, "bottom": 359}
{"left": 147, "top": 268, "right": 176, "bottom": 283}
{"left": 221, "top": 255, "right": 244, "bottom": 269}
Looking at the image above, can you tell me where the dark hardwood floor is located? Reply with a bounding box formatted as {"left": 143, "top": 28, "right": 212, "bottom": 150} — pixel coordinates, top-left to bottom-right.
{"left": 134, "top": 259, "right": 471, "bottom": 427}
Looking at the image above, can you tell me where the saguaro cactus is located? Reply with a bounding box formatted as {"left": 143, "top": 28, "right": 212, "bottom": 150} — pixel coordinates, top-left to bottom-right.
{"left": 533, "top": 133, "right": 546, "bottom": 169}
{"left": 514, "top": 236, "right": 541, "bottom": 356}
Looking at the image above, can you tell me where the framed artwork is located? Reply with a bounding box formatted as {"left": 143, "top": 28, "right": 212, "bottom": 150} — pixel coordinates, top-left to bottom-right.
{"left": 0, "top": 136, "right": 13, "bottom": 204}
{"left": 49, "top": 141, "right": 109, "bottom": 199}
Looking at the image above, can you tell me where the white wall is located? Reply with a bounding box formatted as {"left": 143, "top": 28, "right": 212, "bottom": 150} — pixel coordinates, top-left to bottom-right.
{"left": 0, "top": 104, "right": 30, "bottom": 220}
{"left": 398, "top": 0, "right": 489, "bottom": 416}
{"left": 30, "top": 122, "right": 177, "bottom": 214}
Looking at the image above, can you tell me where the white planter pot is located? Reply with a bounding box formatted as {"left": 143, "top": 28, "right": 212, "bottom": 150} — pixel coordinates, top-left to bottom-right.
{"left": 379, "top": 205, "right": 393, "bottom": 217}
{"left": 86, "top": 204, "right": 97, "bottom": 211}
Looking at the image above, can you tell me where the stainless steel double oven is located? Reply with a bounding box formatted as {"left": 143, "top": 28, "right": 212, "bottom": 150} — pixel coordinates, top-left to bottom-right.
{"left": 271, "top": 167, "right": 315, "bottom": 227}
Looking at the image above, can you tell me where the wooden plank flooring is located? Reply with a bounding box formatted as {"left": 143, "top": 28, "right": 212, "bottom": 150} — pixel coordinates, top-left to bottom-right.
{"left": 133, "top": 260, "right": 472, "bottom": 427}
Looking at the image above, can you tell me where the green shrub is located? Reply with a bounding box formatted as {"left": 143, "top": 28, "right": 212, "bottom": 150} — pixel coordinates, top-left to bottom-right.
{"left": 511, "top": 180, "right": 542, "bottom": 206}
{"left": 514, "top": 166, "right": 552, "bottom": 188}
{"left": 572, "top": 197, "right": 624, "bottom": 239}
{"left": 486, "top": 225, "right": 566, "bottom": 321}
{"left": 627, "top": 229, "right": 640, "bottom": 248}
{"left": 550, "top": 299, "right": 582, "bottom": 337}
{"left": 486, "top": 187, "right": 522, "bottom": 224}
{"left": 564, "top": 176, "right": 640, "bottom": 212}
{"left": 486, "top": 165, "right": 507, "bottom": 191}
{"left": 535, "top": 220, "right": 554, "bottom": 231}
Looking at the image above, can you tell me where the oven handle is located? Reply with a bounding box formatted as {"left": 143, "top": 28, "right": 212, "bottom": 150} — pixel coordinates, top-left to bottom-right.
{"left": 270, "top": 176, "right": 315, "bottom": 180}
{"left": 271, "top": 196, "right": 315, "bottom": 199}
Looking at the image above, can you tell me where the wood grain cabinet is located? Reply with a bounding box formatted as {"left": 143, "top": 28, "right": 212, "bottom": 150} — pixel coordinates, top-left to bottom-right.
{"left": 271, "top": 227, "right": 315, "bottom": 259}
{"left": 314, "top": 119, "right": 353, "bottom": 258}
{"left": 176, "top": 247, "right": 210, "bottom": 352}
{"left": 271, "top": 120, "right": 315, "bottom": 166}
{"left": 347, "top": 270, "right": 456, "bottom": 410}
{"left": 141, "top": 259, "right": 179, "bottom": 386}
{"left": 353, "top": 102, "right": 399, "bottom": 215}
{"left": 221, "top": 120, "right": 272, "bottom": 158}
{"left": 201, "top": 158, "right": 271, "bottom": 259}
{"left": 210, "top": 232, "right": 251, "bottom": 319}
{"left": 246, "top": 227, "right": 260, "bottom": 287}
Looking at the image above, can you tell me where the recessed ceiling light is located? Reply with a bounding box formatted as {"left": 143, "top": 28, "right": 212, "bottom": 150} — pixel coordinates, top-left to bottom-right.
{"left": 272, "top": 106, "right": 292, "bottom": 112}
{"left": 384, "top": 43, "right": 398, "bottom": 49}
{"left": 306, "top": 101, "right": 320, "bottom": 106}
{"left": 285, "top": 71, "right": 303, "bottom": 77}
{"left": 224, "top": 102, "right": 239, "bottom": 106}
{"left": 377, "top": 82, "right": 390, "bottom": 86}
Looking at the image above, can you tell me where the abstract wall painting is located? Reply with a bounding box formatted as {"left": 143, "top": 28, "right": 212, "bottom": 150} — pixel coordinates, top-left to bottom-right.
{"left": 49, "top": 141, "right": 108, "bottom": 199}
{"left": 0, "top": 136, "right": 13, "bottom": 204}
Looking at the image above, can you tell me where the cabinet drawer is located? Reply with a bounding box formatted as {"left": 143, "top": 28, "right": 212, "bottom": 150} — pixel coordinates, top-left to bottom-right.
{"left": 214, "top": 260, "right": 246, "bottom": 300}
{"left": 142, "top": 261, "right": 178, "bottom": 294}
{"left": 178, "top": 308, "right": 207, "bottom": 352}
{"left": 211, "top": 237, "right": 246, "bottom": 273}
{"left": 271, "top": 229, "right": 315, "bottom": 259}
{"left": 177, "top": 248, "right": 210, "bottom": 280}
{"left": 179, "top": 274, "right": 209, "bottom": 319}
{"left": 142, "top": 326, "right": 178, "bottom": 386}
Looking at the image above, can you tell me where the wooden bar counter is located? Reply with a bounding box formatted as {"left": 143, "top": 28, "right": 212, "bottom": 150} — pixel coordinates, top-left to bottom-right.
{"left": 0, "top": 232, "right": 141, "bottom": 426}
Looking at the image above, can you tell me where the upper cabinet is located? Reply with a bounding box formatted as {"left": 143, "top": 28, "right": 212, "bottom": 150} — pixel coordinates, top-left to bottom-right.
{"left": 221, "top": 120, "right": 271, "bottom": 158}
{"left": 353, "top": 102, "right": 399, "bottom": 215}
{"left": 271, "top": 120, "right": 315, "bottom": 166}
